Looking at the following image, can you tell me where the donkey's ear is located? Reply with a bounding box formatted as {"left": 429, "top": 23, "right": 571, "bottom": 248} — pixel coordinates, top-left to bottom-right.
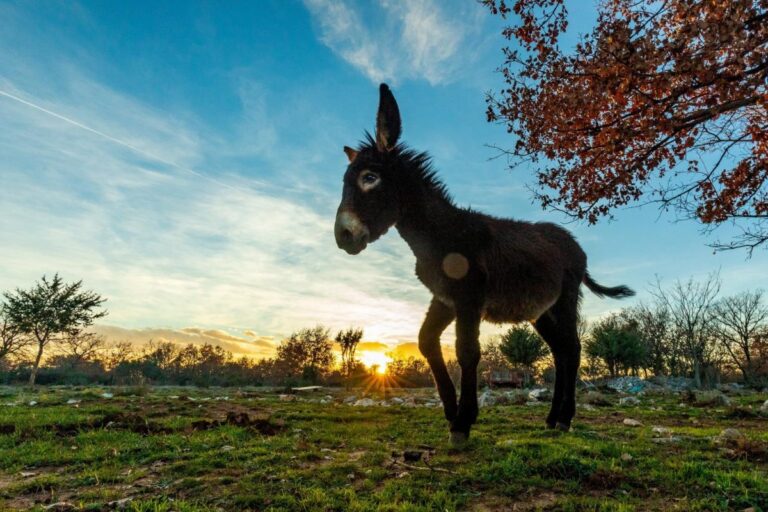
{"left": 375, "top": 83, "right": 401, "bottom": 152}
{"left": 343, "top": 146, "right": 358, "bottom": 163}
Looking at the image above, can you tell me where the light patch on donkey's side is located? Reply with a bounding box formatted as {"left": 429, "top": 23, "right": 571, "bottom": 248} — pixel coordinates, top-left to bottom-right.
{"left": 442, "top": 252, "right": 469, "bottom": 279}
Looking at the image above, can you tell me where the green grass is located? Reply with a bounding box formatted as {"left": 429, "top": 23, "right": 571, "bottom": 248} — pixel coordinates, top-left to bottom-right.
{"left": 0, "top": 386, "right": 766, "bottom": 511}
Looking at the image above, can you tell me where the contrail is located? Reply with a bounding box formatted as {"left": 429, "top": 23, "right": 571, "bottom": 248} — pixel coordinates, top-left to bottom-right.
{"left": 0, "top": 88, "right": 261, "bottom": 194}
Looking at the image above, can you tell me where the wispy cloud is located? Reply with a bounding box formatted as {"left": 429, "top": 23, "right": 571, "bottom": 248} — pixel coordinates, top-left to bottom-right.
{"left": 303, "top": 0, "right": 481, "bottom": 85}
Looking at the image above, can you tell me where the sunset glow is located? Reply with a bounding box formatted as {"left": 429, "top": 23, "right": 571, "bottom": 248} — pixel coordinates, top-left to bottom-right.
{"left": 358, "top": 351, "right": 393, "bottom": 374}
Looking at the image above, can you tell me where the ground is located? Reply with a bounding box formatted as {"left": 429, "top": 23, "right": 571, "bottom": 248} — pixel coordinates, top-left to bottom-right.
{"left": 0, "top": 385, "right": 766, "bottom": 511}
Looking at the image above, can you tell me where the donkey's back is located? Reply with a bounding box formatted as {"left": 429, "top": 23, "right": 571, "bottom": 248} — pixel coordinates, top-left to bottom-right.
{"left": 480, "top": 215, "right": 587, "bottom": 324}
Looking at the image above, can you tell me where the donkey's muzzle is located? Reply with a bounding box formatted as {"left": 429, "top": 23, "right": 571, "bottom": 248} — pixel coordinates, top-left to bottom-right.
{"left": 335, "top": 209, "right": 370, "bottom": 255}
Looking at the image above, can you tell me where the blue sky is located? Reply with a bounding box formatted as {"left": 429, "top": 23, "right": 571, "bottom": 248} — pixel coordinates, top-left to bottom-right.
{"left": 0, "top": 0, "right": 765, "bottom": 357}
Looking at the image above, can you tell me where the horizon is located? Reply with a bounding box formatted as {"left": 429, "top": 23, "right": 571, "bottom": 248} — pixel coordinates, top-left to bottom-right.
{"left": 1, "top": 0, "right": 766, "bottom": 362}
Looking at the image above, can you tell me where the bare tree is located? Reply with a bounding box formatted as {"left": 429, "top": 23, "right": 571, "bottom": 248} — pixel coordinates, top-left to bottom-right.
{"left": 106, "top": 341, "right": 136, "bottom": 369}
{"left": 0, "top": 313, "right": 31, "bottom": 361}
{"left": 335, "top": 327, "right": 364, "bottom": 380}
{"left": 57, "top": 331, "right": 106, "bottom": 363}
{"left": 652, "top": 273, "right": 721, "bottom": 388}
{"left": 712, "top": 290, "right": 768, "bottom": 384}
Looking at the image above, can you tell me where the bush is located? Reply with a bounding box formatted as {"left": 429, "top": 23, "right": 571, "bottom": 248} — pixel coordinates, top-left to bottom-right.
{"left": 585, "top": 314, "right": 647, "bottom": 378}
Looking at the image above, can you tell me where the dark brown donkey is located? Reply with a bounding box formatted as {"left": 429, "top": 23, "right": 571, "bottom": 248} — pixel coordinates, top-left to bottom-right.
{"left": 334, "top": 84, "right": 634, "bottom": 444}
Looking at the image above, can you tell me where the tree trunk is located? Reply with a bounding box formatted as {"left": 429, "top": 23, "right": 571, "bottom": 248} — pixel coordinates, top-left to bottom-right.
{"left": 29, "top": 342, "right": 44, "bottom": 388}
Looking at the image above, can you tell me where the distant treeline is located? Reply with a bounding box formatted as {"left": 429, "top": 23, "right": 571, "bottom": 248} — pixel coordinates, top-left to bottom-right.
{"left": 1, "top": 273, "right": 766, "bottom": 389}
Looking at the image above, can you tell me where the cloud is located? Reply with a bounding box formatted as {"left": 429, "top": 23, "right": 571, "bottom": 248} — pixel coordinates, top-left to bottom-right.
{"left": 91, "top": 325, "right": 277, "bottom": 359}
{"left": 303, "top": 0, "right": 481, "bottom": 85}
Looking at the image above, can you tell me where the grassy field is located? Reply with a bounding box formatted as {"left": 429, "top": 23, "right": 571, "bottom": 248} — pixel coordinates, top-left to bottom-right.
{"left": 0, "top": 385, "right": 766, "bottom": 511}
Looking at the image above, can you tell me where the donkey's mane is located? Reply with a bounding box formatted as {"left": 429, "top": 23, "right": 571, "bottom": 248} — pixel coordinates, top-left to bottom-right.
{"left": 359, "top": 132, "right": 454, "bottom": 205}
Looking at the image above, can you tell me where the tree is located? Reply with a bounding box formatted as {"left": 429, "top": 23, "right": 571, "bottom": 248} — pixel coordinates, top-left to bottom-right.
{"left": 276, "top": 326, "right": 334, "bottom": 383}
{"left": 622, "top": 305, "right": 672, "bottom": 376}
{"left": 480, "top": 341, "right": 513, "bottom": 387}
{"left": 335, "top": 327, "right": 364, "bottom": 380}
{"left": 2, "top": 275, "right": 107, "bottom": 387}
{"left": 712, "top": 290, "right": 768, "bottom": 384}
{"left": 652, "top": 273, "right": 721, "bottom": 387}
{"left": 585, "top": 314, "right": 647, "bottom": 378}
{"left": 498, "top": 325, "right": 548, "bottom": 386}
{"left": 57, "top": 331, "right": 106, "bottom": 363}
{"left": 0, "top": 311, "right": 30, "bottom": 361}
{"left": 483, "top": 0, "right": 768, "bottom": 252}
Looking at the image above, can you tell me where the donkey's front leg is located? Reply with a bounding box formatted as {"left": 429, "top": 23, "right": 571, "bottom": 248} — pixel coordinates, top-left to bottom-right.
{"left": 418, "top": 298, "right": 457, "bottom": 422}
{"left": 450, "top": 305, "right": 481, "bottom": 445}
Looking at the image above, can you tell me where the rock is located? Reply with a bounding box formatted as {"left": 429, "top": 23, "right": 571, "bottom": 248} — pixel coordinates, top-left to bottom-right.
{"left": 28, "top": 400, "right": 37, "bottom": 406}
{"left": 343, "top": 396, "right": 357, "bottom": 404}
{"left": 478, "top": 389, "right": 496, "bottom": 407}
{"left": 221, "top": 445, "right": 235, "bottom": 452}
{"left": 623, "top": 418, "right": 643, "bottom": 427}
{"left": 578, "top": 403, "right": 596, "bottom": 411}
{"left": 760, "top": 399, "right": 768, "bottom": 415}
{"left": 528, "top": 388, "right": 552, "bottom": 401}
{"left": 620, "top": 453, "right": 633, "bottom": 462}
{"left": 323, "top": 395, "right": 333, "bottom": 401}
{"left": 44, "top": 503, "right": 76, "bottom": 511}
{"left": 19, "top": 471, "right": 36, "bottom": 477}
{"left": 101, "top": 392, "right": 114, "bottom": 399}
{"left": 353, "top": 398, "right": 376, "bottom": 407}
{"left": 107, "top": 497, "right": 133, "bottom": 509}
{"left": 503, "top": 390, "right": 529, "bottom": 405}
{"left": 66, "top": 399, "right": 80, "bottom": 405}
{"left": 619, "top": 396, "right": 640, "bottom": 406}
{"left": 652, "top": 436, "right": 682, "bottom": 444}
{"left": 389, "top": 397, "right": 404, "bottom": 405}
{"left": 605, "top": 376, "right": 647, "bottom": 394}
{"left": 279, "top": 394, "right": 296, "bottom": 402}
{"left": 583, "top": 391, "right": 612, "bottom": 407}
{"left": 717, "top": 428, "right": 744, "bottom": 443}
{"left": 652, "top": 426, "right": 672, "bottom": 437}
{"left": 689, "top": 390, "right": 731, "bottom": 407}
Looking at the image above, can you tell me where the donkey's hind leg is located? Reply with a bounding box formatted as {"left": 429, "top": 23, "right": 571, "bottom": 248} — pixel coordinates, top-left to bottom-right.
{"left": 418, "top": 298, "right": 457, "bottom": 422}
{"left": 533, "top": 314, "right": 565, "bottom": 429}
{"left": 534, "top": 289, "right": 582, "bottom": 431}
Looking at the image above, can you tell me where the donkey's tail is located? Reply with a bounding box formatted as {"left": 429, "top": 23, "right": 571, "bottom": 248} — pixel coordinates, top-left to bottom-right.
{"left": 583, "top": 271, "right": 635, "bottom": 299}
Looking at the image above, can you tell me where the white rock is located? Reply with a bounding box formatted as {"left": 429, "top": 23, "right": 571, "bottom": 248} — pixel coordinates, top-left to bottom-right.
{"left": 760, "top": 399, "right": 768, "bottom": 415}
{"left": 353, "top": 398, "right": 376, "bottom": 407}
{"left": 623, "top": 418, "right": 643, "bottom": 427}
{"left": 389, "top": 397, "right": 404, "bottom": 405}
{"left": 478, "top": 389, "right": 496, "bottom": 408}
{"left": 619, "top": 396, "right": 640, "bottom": 406}
{"left": 717, "top": 428, "right": 744, "bottom": 442}
{"left": 528, "top": 388, "right": 551, "bottom": 401}
{"left": 652, "top": 426, "right": 672, "bottom": 436}
{"left": 101, "top": 392, "right": 114, "bottom": 399}
{"left": 66, "top": 399, "right": 80, "bottom": 405}
{"left": 221, "top": 445, "right": 235, "bottom": 452}
{"left": 28, "top": 400, "right": 37, "bottom": 406}
{"left": 279, "top": 394, "right": 296, "bottom": 402}
{"left": 343, "top": 396, "right": 357, "bottom": 404}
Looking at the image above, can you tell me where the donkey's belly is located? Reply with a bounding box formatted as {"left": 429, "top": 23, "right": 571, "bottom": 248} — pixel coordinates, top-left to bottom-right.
{"left": 483, "top": 294, "right": 558, "bottom": 324}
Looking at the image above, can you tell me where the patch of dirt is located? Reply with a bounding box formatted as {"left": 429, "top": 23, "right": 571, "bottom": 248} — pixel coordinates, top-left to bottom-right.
{"left": 191, "top": 411, "right": 284, "bottom": 435}
{"left": 469, "top": 492, "right": 559, "bottom": 511}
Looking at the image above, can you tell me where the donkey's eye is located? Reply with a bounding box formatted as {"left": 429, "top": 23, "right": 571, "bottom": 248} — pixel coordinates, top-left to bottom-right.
{"left": 358, "top": 171, "right": 381, "bottom": 191}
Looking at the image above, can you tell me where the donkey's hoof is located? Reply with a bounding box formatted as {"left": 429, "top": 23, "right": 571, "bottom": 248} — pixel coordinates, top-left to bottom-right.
{"left": 554, "top": 422, "right": 571, "bottom": 432}
{"left": 449, "top": 431, "right": 468, "bottom": 446}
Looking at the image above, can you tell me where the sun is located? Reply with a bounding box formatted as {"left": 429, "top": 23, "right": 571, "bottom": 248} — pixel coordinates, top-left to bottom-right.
{"left": 358, "top": 351, "right": 392, "bottom": 375}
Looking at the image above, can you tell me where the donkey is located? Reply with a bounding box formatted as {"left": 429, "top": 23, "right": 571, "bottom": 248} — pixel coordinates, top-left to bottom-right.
{"left": 334, "top": 84, "right": 634, "bottom": 444}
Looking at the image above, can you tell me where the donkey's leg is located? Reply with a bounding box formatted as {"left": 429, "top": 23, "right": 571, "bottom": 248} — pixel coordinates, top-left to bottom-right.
{"left": 533, "top": 313, "right": 565, "bottom": 429}
{"left": 554, "top": 300, "right": 581, "bottom": 430}
{"left": 418, "top": 298, "right": 457, "bottom": 422}
{"left": 450, "top": 304, "right": 481, "bottom": 444}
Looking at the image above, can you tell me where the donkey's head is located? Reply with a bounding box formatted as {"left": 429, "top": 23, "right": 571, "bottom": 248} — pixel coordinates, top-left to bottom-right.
{"left": 334, "top": 83, "right": 403, "bottom": 255}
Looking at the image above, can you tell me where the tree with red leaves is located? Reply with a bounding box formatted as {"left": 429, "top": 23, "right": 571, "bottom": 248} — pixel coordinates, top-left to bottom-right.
{"left": 483, "top": 0, "right": 768, "bottom": 253}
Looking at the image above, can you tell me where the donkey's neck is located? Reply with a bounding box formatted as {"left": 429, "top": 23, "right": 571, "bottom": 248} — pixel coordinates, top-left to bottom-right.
{"left": 395, "top": 191, "right": 460, "bottom": 262}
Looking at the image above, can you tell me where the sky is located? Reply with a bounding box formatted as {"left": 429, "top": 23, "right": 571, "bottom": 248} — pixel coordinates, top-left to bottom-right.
{"left": 0, "top": 0, "right": 766, "bottom": 359}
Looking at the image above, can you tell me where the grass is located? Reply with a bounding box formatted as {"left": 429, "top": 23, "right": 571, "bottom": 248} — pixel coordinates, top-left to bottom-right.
{"left": 0, "top": 385, "right": 766, "bottom": 511}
